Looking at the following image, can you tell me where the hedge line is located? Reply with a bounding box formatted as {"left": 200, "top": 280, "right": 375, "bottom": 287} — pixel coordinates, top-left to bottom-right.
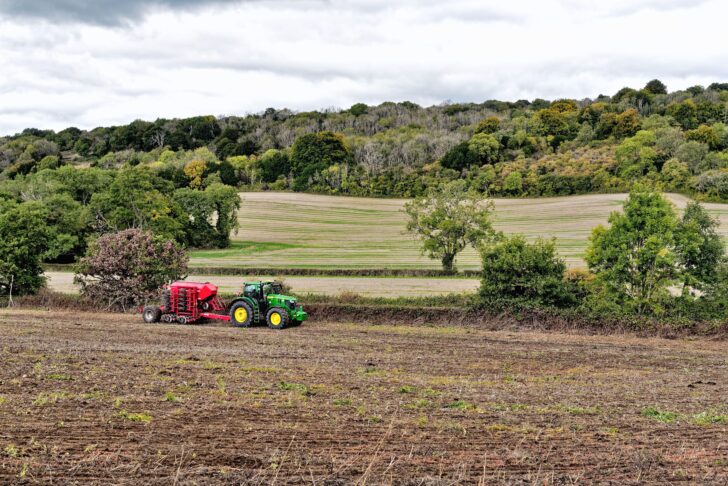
{"left": 43, "top": 263, "right": 480, "bottom": 278}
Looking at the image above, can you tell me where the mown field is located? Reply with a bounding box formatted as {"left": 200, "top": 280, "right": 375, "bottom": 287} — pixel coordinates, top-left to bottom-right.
{"left": 191, "top": 192, "right": 728, "bottom": 270}
{"left": 1, "top": 310, "right": 727, "bottom": 483}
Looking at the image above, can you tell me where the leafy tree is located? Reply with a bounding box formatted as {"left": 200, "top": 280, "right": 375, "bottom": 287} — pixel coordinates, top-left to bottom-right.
{"left": 258, "top": 149, "right": 291, "bottom": 183}
{"left": 661, "top": 158, "right": 690, "bottom": 189}
{"left": 184, "top": 159, "right": 207, "bottom": 189}
{"left": 613, "top": 109, "right": 641, "bottom": 138}
{"left": 615, "top": 130, "right": 658, "bottom": 178}
{"left": 676, "top": 141, "right": 709, "bottom": 174}
{"left": 667, "top": 100, "right": 699, "bottom": 130}
{"left": 503, "top": 171, "right": 523, "bottom": 195}
{"left": 440, "top": 141, "right": 478, "bottom": 171}
{"left": 349, "top": 103, "right": 368, "bottom": 116}
{"left": 586, "top": 188, "right": 678, "bottom": 314}
{"left": 88, "top": 168, "right": 185, "bottom": 242}
{"left": 290, "top": 131, "right": 350, "bottom": 191}
{"left": 468, "top": 133, "right": 500, "bottom": 165}
{"left": 474, "top": 116, "right": 500, "bottom": 134}
{"left": 41, "top": 193, "right": 89, "bottom": 262}
{"left": 203, "top": 183, "right": 240, "bottom": 247}
{"left": 75, "top": 229, "right": 188, "bottom": 311}
{"left": 404, "top": 180, "right": 497, "bottom": 272}
{"left": 479, "top": 235, "right": 575, "bottom": 308}
{"left": 644, "top": 79, "right": 667, "bottom": 95}
{"left": 674, "top": 202, "right": 725, "bottom": 291}
{"left": 0, "top": 202, "right": 52, "bottom": 296}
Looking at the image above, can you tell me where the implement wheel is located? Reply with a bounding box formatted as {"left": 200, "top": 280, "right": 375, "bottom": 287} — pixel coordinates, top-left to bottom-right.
{"left": 230, "top": 301, "right": 254, "bottom": 328}
{"left": 266, "top": 307, "right": 288, "bottom": 330}
{"left": 142, "top": 306, "right": 161, "bottom": 323}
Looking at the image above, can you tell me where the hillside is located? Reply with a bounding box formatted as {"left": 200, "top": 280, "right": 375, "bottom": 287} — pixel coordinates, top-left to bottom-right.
{"left": 2, "top": 81, "right": 728, "bottom": 202}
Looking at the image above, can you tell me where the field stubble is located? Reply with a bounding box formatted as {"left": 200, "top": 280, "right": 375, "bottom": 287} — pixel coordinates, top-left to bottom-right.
{"left": 190, "top": 192, "right": 728, "bottom": 270}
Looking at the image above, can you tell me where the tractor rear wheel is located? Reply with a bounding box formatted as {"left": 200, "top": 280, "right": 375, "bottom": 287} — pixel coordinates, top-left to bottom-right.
{"left": 142, "top": 306, "right": 162, "bottom": 323}
{"left": 230, "top": 301, "right": 254, "bottom": 328}
{"left": 266, "top": 307, "right": 289, "bottom": 329}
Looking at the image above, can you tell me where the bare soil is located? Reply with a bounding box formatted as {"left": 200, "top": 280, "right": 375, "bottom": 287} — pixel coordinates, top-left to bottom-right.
{"left": 1, "top": 309, "right": 727, "bottom": 484}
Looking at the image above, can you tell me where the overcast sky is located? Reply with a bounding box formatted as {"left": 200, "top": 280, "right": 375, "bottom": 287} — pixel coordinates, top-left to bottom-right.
{"left": 1, "top": 0, "right": 727, "bottom": 135}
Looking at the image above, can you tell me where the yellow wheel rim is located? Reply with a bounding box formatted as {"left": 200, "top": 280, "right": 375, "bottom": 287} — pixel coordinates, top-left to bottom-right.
{"left": 234, "top": 308, "right": 248, "bottom": 322}
{"left": 270, "top": 312, "right": 282, "bottom": 326}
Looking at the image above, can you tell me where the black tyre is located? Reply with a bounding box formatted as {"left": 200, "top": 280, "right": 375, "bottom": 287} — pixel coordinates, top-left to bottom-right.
{"left": 266, "top": 307, "right": 289, "bottom": 329}
{"left": 142, "top": 306, "right": 162, "bottom": 323}
{"left": 162, "top": 290, "right": 171, "bottom": 312}
{"left": 230, "top": 301, "right": 254, "bottom": 328}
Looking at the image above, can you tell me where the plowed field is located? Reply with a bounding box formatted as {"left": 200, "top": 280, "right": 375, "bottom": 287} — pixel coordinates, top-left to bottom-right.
{"left": 1, "top": 310, "right": 727, "bottom": 484}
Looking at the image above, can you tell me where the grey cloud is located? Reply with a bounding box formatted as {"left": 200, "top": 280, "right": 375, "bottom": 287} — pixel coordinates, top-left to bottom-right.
{"left": 0, "top": 0, "right": 248, "bottom": 25}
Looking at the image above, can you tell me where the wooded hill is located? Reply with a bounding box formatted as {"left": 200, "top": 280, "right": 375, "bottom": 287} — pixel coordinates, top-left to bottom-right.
{"left": 2, "top": 80, "right": 728, "bottom": 200}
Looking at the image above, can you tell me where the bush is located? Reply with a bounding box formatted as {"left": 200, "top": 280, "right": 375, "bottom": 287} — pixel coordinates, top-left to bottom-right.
{"left": 0, "top": 202, "right": 52, "bottom": 296}
{"left": 479, "top": 235, "right": 576, "bottom": 308}
{"left": 75, "top": 229, "right": 188, "bottom": 311}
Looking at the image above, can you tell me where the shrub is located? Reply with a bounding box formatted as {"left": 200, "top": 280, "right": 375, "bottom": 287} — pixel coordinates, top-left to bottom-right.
{"left": 479, "top": 235, "right": 576, "bottom": 308}
{"left": 75, "top": 229, "right": 188, "bottom": 311}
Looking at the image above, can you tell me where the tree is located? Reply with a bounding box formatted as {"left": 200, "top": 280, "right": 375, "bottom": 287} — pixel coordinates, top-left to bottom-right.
{"left": 88, "top": 168, "right": 186, "bottom": 242}
{"left": 404, "top": 180, "right": 497, "bottom": 273}
{"left": 479, "top": 235, "right": 575, "bottom": 308}
{"left": 349, "top": 103, "right": 368, "bottom": 117}
{"left": 674, "top": 202, "right": 725, "bottom": 292}
{"left": 644, "top": 79, "right": 667, "bottom": 95}
{"left": 474, "top": 116, "right": 500, "bottom": 134}
{"left": 440, "top": 141, "right": 478, "bottom": 171}
{"left": 75, "top": 229, "right": 188, "bottom": 311}
{"left": 184, "top": 159, "right": 207, "bottom": 189}
{"left": 467, "top": 133, "right": 500, "bottom": 164}
{"left": 586, "top": 188, "right": 678, "bottom": 314}
{"left": 257, "top": 149, "right": 291, "bottom": 183}
{"left": 173, "top": 183, "right": 240, "bottom": 248}
{"left": 290, "top": 131, "right": 350, "bottom": 191}
{"left": 204, "top": 182, "right": 240, "bottom": 248}
{"left": 0, "top": 201, "right": 52, "bottom": 296}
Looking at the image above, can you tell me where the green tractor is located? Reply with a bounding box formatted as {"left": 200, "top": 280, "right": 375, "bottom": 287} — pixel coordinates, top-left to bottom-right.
{"left": 229, "top": 281, "right": 307, "bottom": 329}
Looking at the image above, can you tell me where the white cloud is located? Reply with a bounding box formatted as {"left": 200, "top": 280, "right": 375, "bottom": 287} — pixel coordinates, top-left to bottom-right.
{"left": 0, "top": 0, "right": 727, "bottom": 134}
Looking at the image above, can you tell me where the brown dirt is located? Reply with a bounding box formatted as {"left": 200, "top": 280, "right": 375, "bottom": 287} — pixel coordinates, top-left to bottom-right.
{"left": 1, "top": 309, "right": 727, "bottom": 484}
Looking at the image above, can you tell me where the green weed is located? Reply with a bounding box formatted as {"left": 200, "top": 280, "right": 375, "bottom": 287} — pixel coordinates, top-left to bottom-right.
{"left": 115, "top": 410, "right": 153, "bottom": 424}
{"left": 641, "top": 407, "right": 678, "bottom": 423}
{"left": 691, "top": 411, "right": 728, "bottom": 426}
{"left": 4, "top": 444, "right": 19, "bottom": 458}
{"left": 446, "top": 400, "right": 475, "bottom": 411}
{"left": 33, "top": 392, "right": 67, "bottom": 406}
{"left": 47, "top": 373, "right": 73, "bottom": 381}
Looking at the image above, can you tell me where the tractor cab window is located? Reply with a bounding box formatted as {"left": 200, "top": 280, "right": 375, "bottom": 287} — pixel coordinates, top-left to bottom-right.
{"left": 262, "top": 283, "right": 272, "bottom": 295}
{"left": 244, "top": 285, "right": 258, "bottom": 297}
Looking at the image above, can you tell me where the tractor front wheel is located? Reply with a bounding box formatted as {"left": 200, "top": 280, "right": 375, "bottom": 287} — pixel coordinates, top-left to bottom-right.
{"left": 142, "top": 306, "right": 162, "bottom": 323}
{"left": 266, "top": 307, "right": 289, "bottom": 329}
{"left": 230, "top": 301, "right": 254, "bottom": 328}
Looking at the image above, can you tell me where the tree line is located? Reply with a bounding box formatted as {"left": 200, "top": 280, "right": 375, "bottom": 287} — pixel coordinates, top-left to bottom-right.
{"left": 2, "top": 80, "right": 728, "bottom": 200}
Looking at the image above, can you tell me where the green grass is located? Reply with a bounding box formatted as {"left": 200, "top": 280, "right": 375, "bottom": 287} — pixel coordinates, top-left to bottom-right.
{"left": 190, "top": 241, "right": 301, "bottom": 259}
{"left": 641, "top": 407, "right": 679, "bottom": 423}
{"left": 187, "top": 192, "right": 728, "bottom": 270}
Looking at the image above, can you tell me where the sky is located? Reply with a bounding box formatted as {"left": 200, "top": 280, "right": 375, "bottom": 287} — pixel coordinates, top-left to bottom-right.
{"left": 0, "top": 0, "right": 727, "bottom": 135}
